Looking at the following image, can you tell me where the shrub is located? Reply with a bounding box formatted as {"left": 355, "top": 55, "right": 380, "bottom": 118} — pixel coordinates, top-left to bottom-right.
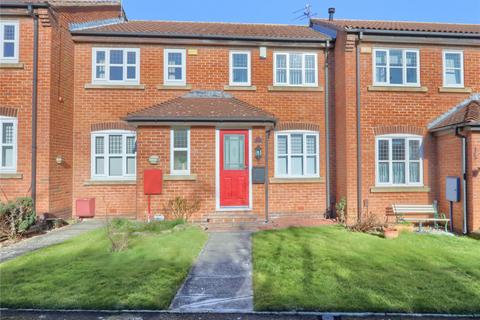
{"left": 348, "top": 213, "right": 386, "bottom": 234}
{"left": 335, "top": 197, "right": 347, "bottom": 225}
{"left": 163, "top": 196, "right": 200, "bottom": 222}
{"left": 0, "top": 197, "right": 36, "bottom": 240}
{"left": 106, "top": 218, "right": 129, "bottom": 252}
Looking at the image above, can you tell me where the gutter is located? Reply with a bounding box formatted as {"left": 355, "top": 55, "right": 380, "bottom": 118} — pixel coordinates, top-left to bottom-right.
{"left": 345, "top": 28, "right": 480, "bottom": 39}
{"left": 324, "top": 40, "right": 331, "bottom": 216}
{"left": 455, "top": 127, "right": 469, "bottom": 234}
{"left": 356, "top": 32, "right": 363, "bottom": 221}
{"left": 0, "top": 2, "right": 49, "bottom": 8}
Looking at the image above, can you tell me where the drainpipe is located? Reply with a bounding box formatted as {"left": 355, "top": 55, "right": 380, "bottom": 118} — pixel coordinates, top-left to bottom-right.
{"left": 264, "top": 128, "right": 271, "bottom": 223}
{"left": 356, "top": 32, "right": 363, "bottom": 221}
{"left": 324, "top": 40, "right": 331, "bottom": 217}
{"left": 28, "top": 5, "right": 39, "bottom": 211}
{"left": 455, "top": 127, "right": 468, "bottom": 234}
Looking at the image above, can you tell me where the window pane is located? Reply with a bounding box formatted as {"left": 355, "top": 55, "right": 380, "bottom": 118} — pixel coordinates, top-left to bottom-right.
{"left": 389, "top": 50, "right": 402, "bottom": 66}
{"left": 445, "top": 69, "right": 461, "bottom": 85}
{"left": 289, "top": 69, "right": 302, "bottom": 85}
{"left": 224, "top": 134, "right": 245, "bottom": 170}
{"left": 1, "top": 146, "right": 13, "bottom": 167}
{"left": 174, "top": 129, "right": 188, "bottom": 148}
{"left": 3, "top": 43, "right": 14, "bottom": 58}
{"left": 276, "top": 69, "right": 286, "bottom": 83}
{"left": 168, "top": 67, "right": 182, "bottom": 80}
{"left": 168, "top": 52, "right": 182, "bottom": 65}
{"left": 109, "top": 157, "right": 122, "bottom": 176}
{"left": 375, "top": 51, "right": 387, "bottom": 66}
{"left": 126, "top": 136, "right": 136, "bottom": 154}
{"left": 232, "top": 53, "right": 247, "bottom": 68}
{"left": 305, "top": 70, "right": 315, "bottom": 84}
{"left": 291, "top": 134, "right": 303, "bottom": 154}
{"left": 110, "top": 50, "right": 123, "bottom": 64}
{"left": 305, "top": 55, "right": 315, "bottom": 69}
{"left": 390, "top": 67, "right": 403, "bottom": 84}
{"left": 96, "top": 51, "right": 105, "bottom": 64}
{"left": 127, "top": 51, "right": 136, "bottom": 64}
{"left": 445, "top": 53, "right": 460, "bottom": 68}
{"left": 306, "top": 156, "right": 316, "bottom": 175}
{"left": 109, "top": 135, "right": 122, "bottom": 154}
{"left": 276, "top": 54, "right": 286, "bottom": 68}
{"left": 409, "top": 140, "right": 420, "bottom": 160}
{"left": 109, "top": 66, "right": 123, "bottom": 80}
{"left": 409, "top": 162, "right": 420, "bottom": 183}
{"left": 393, "top": 162, "right": 406, "bottom": 184}
{"left": 95, "top": 157, "right": 104, "bottom": 175}
{"left": 306, "top": 136, "right": 316, "bottom": 154}
{"left": 127, "top": 156, "right": 135, "bottom": 174}
{"left": 406, "top": 68, "right": 417, "bottom": 83}
{"left": 2, "top": 123, "right": 13, "bottom": 144}
{"left": 289, "top": 54, "right": 302, "bottom": 68}
{"left": 376, "top": 67, "right": 386, "bottom": 83}
{"left": 95, "top": 66, "right": 105, "bottom": 79}
{"left": 392, "top": 139, "right": 405, "bottom": 160}
{"left": 378, "top": 140, "right": 389, "bottom": 161}
{"left": 378, "top": 162, "right": 389, "bottom": 183}
{"left": 126, "top": 66, "right": 136, "bottom": 79}
{"left": 406, "top": 52, "right": 417, "bottom": 67}
{"left": 277, "top": 156, "right": 287, "bottom": 175}
{"left": 4, "top": 25, "right": 15, "bottom": 40}
{"left": 233, "top": 69, "right": 248, "bottom": 83}
{"left": 95, "top": 136, "right": 104, "bottom": 154}
{"left": 173, "top": 150, "right": 188, "bottom": 171}
{"left": 291, "top": 156, "right": 303, "bottom": 175}
{"left": 277, "top": 135, "right": 287, "bottom": 155}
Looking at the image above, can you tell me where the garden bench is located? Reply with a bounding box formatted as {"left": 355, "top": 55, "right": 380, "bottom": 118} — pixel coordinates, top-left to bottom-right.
{"left": 392, "top": 203, "right": 449, "bottom": 232}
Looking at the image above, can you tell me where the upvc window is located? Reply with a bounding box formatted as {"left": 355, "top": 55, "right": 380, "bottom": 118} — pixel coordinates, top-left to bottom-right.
{"left": 275, "top": 131, "right": 319, "bottom": 177}
{"left": 373, "top": 49, "right": 420, "bottom": 86}
{"left": 170, "top": 128, "right": 190, "bottom": 175}
{"left": 376, "top": 135, "right": 423, "bottom": 186}
{"left": 0, "top": 116, "right": 17, "bottom": 173}
{"left": 273, "top": 52, "right": 317, "bottom": 86}
{"left": 229, "top": 51, "right": 251, "bottom": 86}
{"left": 0, "top": 21, "right": 19, "bottom": 63}
{"left": 91, "top": 130, "right": 136, "bottom": 180}
{"left": 164, "top": 49, "right": 186, "bottom": 85}
{"left": 443, "top": 50, "right": 464, "bottom": 87}
{"left": 92, "top": 48, "right": 140, "bottom": 84}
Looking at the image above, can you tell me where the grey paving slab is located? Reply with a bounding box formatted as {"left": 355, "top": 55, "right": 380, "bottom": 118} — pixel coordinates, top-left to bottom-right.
{"left": 170, "top": 232, "right": 253, "bottom": 312}
{"left": 0, "top": 219, "right": 105, "bottom": 263}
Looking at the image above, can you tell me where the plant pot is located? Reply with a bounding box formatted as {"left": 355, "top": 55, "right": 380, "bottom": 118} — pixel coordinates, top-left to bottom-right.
{"left": 395, "top": 224, "right": 414, "bottom": 233}
{"left": 383, "top": 227, "right": 399, "bottom": 239}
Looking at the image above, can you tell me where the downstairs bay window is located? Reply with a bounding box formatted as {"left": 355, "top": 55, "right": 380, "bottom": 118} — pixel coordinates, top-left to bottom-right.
{"left": 376, "top": 135, "right": 423, "bottom": 186}
{"left": 275, "top": 131, "right": 319, "bottom": 178}
{"left": 91, "top": 130, "right": 136, "bottom": 180}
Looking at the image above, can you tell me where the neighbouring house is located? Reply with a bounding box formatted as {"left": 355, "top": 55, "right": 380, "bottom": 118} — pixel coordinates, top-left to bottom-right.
{"left": 1, "top": 1, "right": 479, "bottom": 233}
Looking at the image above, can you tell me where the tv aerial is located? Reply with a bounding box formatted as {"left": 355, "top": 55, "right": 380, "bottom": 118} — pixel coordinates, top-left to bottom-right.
{"left": 293, "top": 4, "right": 317, "bottom": 21}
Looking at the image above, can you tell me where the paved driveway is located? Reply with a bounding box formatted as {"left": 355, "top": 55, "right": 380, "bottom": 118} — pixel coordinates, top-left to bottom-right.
{"left": 170, "top": 232, "right": 253, "bottom": 312}
{"left": 0, "top": 219, "right": 105, "bottom": 263}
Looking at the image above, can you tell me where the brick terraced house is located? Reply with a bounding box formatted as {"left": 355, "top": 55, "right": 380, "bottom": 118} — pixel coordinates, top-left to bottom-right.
{"left": 1, "top": 0, "right": 479, "bottom": 233}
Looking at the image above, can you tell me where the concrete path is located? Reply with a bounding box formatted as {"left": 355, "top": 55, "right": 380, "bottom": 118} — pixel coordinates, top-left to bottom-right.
{"left": 170, "top": 232, "right": 253, "bottom": 312}
{"left": 0, "top": 219, "right": 105, "bottom": 263}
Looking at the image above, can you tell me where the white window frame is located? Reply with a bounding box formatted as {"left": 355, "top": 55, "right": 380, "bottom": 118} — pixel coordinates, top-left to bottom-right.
{"left": 90, "top": 130, "right": 136, "bottom": 181}
{"left": 229, "top": 50, "right": 251, "bottom": 86}
{"left": 164, "top": 48, "right": 186, "bottom": 86}
{"left": 273, "top": 52, "right": 318, "bottom": 87}
{"left": 442, "top": 50, "right": 464, "bottom": 88}
{"left": 375, "top": 134, "right": 423, "bottom": 187}
{"left": 274, "top": 130, "right": 320, "bottom": 178}
{"left": 0, "top": 116, "right": 17, "bottom": 173}
{"left": 372, "top": 48, "right": 420, "bottom": 87}
{"left": 170, "top": 127, "right": 190, "bottom": 175}
{"left": 0, "top": 20, "right": 19, "bottom": 63}
{"left": 91, "top": 48, "right": 140, "bottom": 85}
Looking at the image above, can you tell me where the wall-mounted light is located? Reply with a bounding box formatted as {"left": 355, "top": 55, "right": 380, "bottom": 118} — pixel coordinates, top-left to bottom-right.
{"left": 55, "top": 155, "right": 64, "bottom": 165}
{"left": 148, "top": 155, "right": 160, "bottom": 165}
{"left": 255, "top": 145, "right": 262, "bottom": 160}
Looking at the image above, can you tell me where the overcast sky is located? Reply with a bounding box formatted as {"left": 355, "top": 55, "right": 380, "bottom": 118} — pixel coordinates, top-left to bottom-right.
{"left": 122, "top": 0, "right": 480, "bottom": 24}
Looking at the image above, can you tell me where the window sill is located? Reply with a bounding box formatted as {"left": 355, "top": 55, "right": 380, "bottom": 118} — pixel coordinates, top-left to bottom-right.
{"left": 269, "top": 177, "right": 324, "bottom": 184}
{"left": 84, "top": 179, "right": 136, "bottom": 186}
{"left": 368, "top": 85, "right": 428, "bottom": 92}
{"left": 0, "top": 62, "right": 24, "bottom": 69}
{"left": 438, "top": 87, "right": 472, "bottom": 93}
{"left": 163, "top": 174, "right": 197, "bottom": 181}
{"left": 370, "top": 186, "right": 431, "bottom": 193}
{"left": 84, "top": 83, "right": 145, "bottom": 90}
{"left": 157, "top": 84, "right": 192, "bottom": 90}
{"left": 224, "top": 85, "right": 257, "bottom": 91}
{"left": 268, "top": 85, "right": 324, "bottom": 92}
{"left": 0, "top": 173, "right": 22, "bottom": 179}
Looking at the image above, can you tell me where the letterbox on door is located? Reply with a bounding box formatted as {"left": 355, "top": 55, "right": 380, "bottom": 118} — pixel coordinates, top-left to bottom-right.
{"left": 144, "top": 169, "right": 162, "bottom": 195}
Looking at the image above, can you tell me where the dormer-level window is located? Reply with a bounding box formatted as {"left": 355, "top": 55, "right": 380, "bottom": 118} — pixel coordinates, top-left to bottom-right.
{"left": 373, "top": 49, "right": 420, "bottom": 86}
{"left": 164, "top": 49, "right": 186, "bottom": 86}
{"left": 92, "top": 48, "right": 140, "bottom": 84}
{"left": 273, "top": 52, "right": 317, "bottom": 87}
{"left": 443, "top": 50, "right": 464, "bottom": 88}
{"left": 0, "top": 21, "right": 19, "bottom": 63}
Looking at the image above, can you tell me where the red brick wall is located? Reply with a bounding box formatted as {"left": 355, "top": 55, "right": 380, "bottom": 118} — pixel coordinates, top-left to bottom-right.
{"left": 467, "top": 131, "right": 480, "bottom": 232}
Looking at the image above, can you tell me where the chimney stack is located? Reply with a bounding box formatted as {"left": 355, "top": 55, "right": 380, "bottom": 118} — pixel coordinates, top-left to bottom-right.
{"left": 328, "top": 7, "right": 335, "bottom": 21}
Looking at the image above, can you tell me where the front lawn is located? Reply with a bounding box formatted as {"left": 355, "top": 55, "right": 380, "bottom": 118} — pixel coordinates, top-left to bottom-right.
{"left": 0, "top": 220, "right": 207, "bottom": 310}
{"left": 253, "top": 226, "right": 480, "bottom": 313}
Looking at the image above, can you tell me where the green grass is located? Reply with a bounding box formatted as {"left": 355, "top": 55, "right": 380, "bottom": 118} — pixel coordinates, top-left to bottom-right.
{"left": 0, "top": 220, "right": 207, "bottom": 310}
{"left": 253, "top": 225, "right": 480, "bottom": 313}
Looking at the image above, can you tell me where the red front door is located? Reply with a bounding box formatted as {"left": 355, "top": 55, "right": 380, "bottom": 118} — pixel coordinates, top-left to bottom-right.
{"left": 220, "top": 129, "right": 249, "bottom": 207}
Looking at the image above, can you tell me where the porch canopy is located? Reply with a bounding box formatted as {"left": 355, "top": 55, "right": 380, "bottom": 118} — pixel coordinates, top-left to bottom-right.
{"left": 124, "top": 90, "right": 276, "bottom": 127}
{"left": 429, "top": 93, "right": 480, "bottom": 132}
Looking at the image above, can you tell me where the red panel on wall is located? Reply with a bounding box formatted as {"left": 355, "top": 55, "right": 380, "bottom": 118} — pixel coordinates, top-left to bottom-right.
{"left": 144, "top": 169, "right": 162, "bottom": 195}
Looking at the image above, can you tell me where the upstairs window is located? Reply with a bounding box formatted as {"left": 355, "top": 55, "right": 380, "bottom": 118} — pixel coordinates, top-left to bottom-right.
{"left": 275, "top": 131, "right": 319, "bottom": 178}
{"left": 164, "top": 49, "right": 186, "bottom": 86}
{"left": 443, "top": 50, "right": 464, "bottom": 88}
{"left": 91, "top": 130, "right": 136, "bottom": 180}
{"left": 0, "top": 116, "right": 17, "bottom": 173}
{"left": 170, "top": 128, "right": 190, "bottom": 175}
{"left": 373, "top": 49, "right": 420, "bottom": 86}
{"left": 229, "top": 51, "right": 251, "bottom": 86}
{"left": 92, "top": 48, "right": 140, "bottom": 84}
{"left": 376, "top": 135, "right": 423, "bottom": 186}
{"left": 0, "top": 21, "right": 19, "bottom": 63}
{"left": 273, "top": 52, "right": 317, "bottom": 86}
